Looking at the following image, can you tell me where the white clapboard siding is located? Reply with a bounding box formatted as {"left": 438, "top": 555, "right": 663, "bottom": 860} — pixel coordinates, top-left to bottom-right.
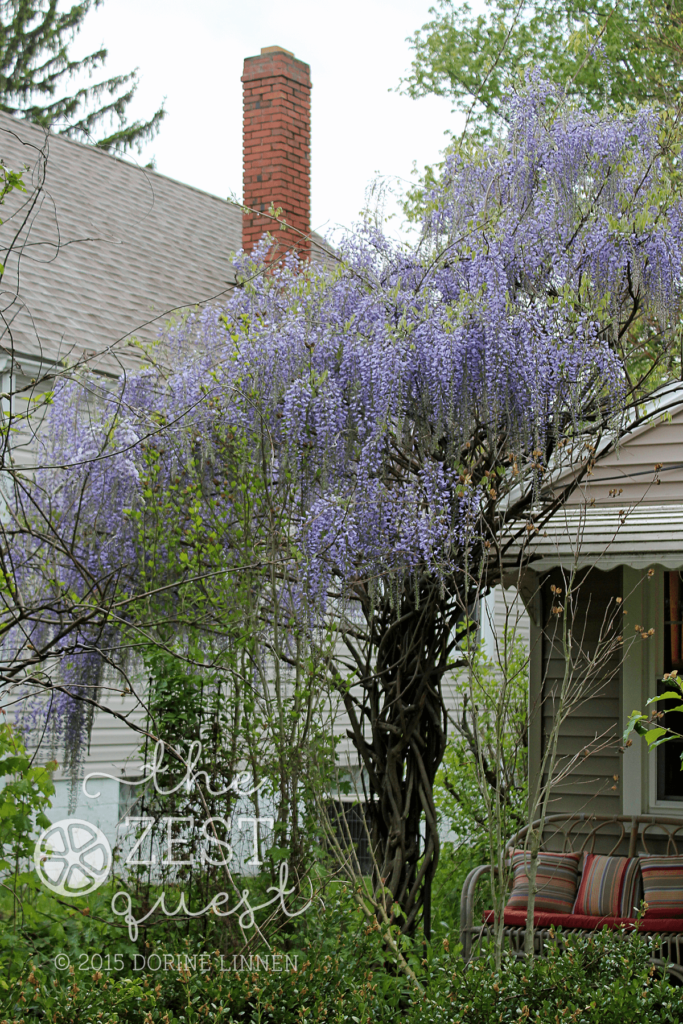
{"left": 6, "top": 371, "right": 58, "bottom": 471}
{"left": 557, "top": 383, "right": 683, "bottom": 507}
{"left": 81, "top": 688, "right": 147, "bottom": 780}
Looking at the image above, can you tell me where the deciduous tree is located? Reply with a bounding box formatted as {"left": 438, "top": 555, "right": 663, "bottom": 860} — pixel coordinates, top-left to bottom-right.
{"left": 401, "top": 0, "right": 683, "bottom": 140}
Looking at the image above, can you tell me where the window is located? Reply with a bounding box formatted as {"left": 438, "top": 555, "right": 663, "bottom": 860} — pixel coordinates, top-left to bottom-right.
{"left": 118, "top": 779, "right": 142, "bottom": 822}
{"left": 665, "top": 571, "right": 683, "bottom": 673}
{"left": 328, "top": 800, "right": 373, "bottom": 875}
{"left": 657, "top": 572, "right": 683, "bottom": 801}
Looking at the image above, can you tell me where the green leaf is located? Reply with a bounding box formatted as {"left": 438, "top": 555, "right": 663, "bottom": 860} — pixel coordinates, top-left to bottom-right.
{"left": 644, "top": 727, "right": 668, "bottom": 744}
{"left": 267, "top": 846, "right": 290, "bottom": 862}
{"left": 623, "top": 713, "right": 648, "bottom": 741}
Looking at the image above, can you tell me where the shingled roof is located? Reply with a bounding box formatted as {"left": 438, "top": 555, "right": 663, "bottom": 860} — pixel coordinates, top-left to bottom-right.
{"left": 0, "top": 112, "right": 329, "bottom": 379}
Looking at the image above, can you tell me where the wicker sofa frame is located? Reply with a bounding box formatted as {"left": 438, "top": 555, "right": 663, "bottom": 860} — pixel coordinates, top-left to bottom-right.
{"left": 460, "top": 813, "right": 683, "bottom": 981}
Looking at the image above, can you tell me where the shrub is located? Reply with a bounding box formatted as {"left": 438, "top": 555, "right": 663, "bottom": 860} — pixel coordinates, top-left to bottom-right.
{"left": 4, "top": 894, "right": 683, "bottom": 1023}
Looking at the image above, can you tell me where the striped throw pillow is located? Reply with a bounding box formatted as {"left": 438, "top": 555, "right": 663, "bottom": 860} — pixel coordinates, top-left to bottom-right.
{"left": 640, "top": 856, "right": 683, "bottom": 917}
{"left": 506, "top": 850, "right": 580, "bottom": 914}
{"left": 572, "top": 854, "right": 642, "bottom": 917}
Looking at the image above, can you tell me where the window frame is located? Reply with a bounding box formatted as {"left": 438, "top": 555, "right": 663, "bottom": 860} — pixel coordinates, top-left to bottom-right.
{"left": 649, "top": 569, "right": 683, "bottom": 810}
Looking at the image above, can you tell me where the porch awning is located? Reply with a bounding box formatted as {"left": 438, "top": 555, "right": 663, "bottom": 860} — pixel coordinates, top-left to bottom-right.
{"left": 520, "top": 504, "right": 683, "bottom": 571}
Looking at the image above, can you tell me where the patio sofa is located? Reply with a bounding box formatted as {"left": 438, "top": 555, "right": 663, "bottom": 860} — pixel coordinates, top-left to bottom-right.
{"left": 460, "top": 813, "right": 683, "bottom": 981}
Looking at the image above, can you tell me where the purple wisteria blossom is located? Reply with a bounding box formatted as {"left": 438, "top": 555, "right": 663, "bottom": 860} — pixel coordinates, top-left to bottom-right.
{"left": 7, "top": 84, "right": 683, "bottom": 921}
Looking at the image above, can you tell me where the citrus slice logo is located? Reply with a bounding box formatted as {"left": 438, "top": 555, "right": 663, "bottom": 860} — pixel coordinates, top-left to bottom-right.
{"left": 33, "top": 818, "right": 112, "bottom": 896}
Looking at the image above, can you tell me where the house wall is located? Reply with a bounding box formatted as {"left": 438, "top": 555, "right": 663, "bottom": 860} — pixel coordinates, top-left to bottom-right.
{"left": 564, "top": 403, "right": 683, "bottom": 507}
{"left": 523, "top": 387, "right": 683, "bottom": 828}
{"left": 531, "top": 567, "right": 623, "bottom": 819}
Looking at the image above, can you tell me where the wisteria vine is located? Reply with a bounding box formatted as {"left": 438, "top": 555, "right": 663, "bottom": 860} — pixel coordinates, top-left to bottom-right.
{"left": 9, "top": 82, "right": 683, "bottom": 771}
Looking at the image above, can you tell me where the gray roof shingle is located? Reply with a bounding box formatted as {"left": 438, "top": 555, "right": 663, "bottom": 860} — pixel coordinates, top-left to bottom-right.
{"left": 0, "top": 112, "right": 330, "bottom": 379}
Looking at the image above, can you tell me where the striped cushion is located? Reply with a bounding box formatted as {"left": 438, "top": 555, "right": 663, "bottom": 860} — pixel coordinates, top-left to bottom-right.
{"left": 640, "top": 856, "right": 683, "bottom": 916}
{"left": 572, "top": 854, "right": 642, "bottom": 917}
{"left": 506, "top": 850, "right": 580, "bottom": 914}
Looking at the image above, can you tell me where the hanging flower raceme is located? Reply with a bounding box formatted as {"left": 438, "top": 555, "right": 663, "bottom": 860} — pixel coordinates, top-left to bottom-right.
{"left": 10, "top": 81, "right": 683, "bottom": 760}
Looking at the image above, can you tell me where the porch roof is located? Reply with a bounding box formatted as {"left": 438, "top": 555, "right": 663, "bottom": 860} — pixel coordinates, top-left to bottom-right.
{"left": 522, "top": 503, "right": 683, "bottom": 571}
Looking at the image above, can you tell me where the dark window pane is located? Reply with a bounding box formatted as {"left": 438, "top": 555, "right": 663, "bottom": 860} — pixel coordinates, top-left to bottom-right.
{"left": 656, "top": 680, "right": 683, "bottom": 801}
{"left": 328, "top": 800, "right": 372, "bottom": 875}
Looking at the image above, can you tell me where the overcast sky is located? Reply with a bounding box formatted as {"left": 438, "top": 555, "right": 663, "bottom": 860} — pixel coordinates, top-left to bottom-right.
{"left": 66, "top": 0, "right": 459, "bottom": 239}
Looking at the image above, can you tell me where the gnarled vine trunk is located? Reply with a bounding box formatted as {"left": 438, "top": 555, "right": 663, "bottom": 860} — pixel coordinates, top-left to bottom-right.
{"left": 340, "top": 579, "right": 455, "bottom": 937}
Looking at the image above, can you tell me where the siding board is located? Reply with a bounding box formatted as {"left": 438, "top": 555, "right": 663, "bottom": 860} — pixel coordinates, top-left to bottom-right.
{"left": 538, "top": 568, "right": 622, "bottom": 816}
{"left": 563, "top": 401, "right": 683, "bottom": 507}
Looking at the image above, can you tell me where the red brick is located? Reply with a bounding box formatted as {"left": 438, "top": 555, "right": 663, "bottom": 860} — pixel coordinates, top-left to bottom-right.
{"left": 242, "top": 47, "right": 311, "bottom": 260}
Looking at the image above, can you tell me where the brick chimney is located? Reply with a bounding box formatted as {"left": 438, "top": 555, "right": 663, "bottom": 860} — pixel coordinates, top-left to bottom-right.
{"left": 242, "top": 46, "right": 311, "bottom": 260}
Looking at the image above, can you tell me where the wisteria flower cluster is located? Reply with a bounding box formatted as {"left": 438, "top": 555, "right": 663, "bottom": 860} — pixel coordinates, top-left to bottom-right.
{"left": 11, "top": 82, "right": 683, "bottom": 759}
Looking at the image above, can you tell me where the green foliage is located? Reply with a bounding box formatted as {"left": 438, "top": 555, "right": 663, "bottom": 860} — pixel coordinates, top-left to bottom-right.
{"left": 0, "top": 721, "right": 55, "bottom": 871}
{"left": 4, "top": 968, "right": 158, "bottom": 1023}
{"left": 625, "top": 669, "right": 683, "bottom": 753}
{"left": 435, "top": 635, "right": 528, "bottom": 852}
{"left": 0, "top": 724, "right": 138, "bottom": 990}
{"left": 114, "top": 643, "right": 339, "bottom": 952}
{"left": 430, "top": 634, "right": 528, "bottom": 941}
{"left": 429, "top": 841, "right": 484, "bottom": 937}
{"left": 4, "top": 895, "right": 683, "bottom": 1022}
{"left": 0, "top": 738, "right": 678, "bottom": 1024}
{"left": 0, "top": 161, "right": 23, "bottom": 198}
{"left": 0, "top": 722, "right": 57, "bottom": 975}
{"left": 0, "top": 0, "right": 164, "bottom": 152}
{"left": 0, "top": 722, "right": 58, "bottom": 974}
{"left": 401, "top": 0, "right": 683, "bottom": 140}
{"left": 116, "top": 398, "right": 343, "bottom": 905}
{"left": 0, "top": 159, "right": 23, "bottom": 275}
{"left": 428, "top": 929, "right": 683, "bottom": 1024}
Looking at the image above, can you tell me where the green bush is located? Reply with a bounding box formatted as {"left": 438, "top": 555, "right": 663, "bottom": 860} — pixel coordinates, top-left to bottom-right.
{"left": 4, "top": 890, "right": 683, "bottom": 1023}
{"left": 3, "top": 715, "right": 683, "bottom": 1023}
{"left": 434, "top": 634, "right": 528, "bottom": 857}
{"left": 431, "top": 634, "right": 529, "bottom": 937}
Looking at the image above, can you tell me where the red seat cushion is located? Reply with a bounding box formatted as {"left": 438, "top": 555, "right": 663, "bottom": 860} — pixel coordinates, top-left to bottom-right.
{"left": 638, "top": 917, "right": 683, "bottom": 932}
{"left": 483, "top": 909, "right": 683, "bottom": 932}
{"left": 484, "top": 909, "right": 635, "bottom": 929}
